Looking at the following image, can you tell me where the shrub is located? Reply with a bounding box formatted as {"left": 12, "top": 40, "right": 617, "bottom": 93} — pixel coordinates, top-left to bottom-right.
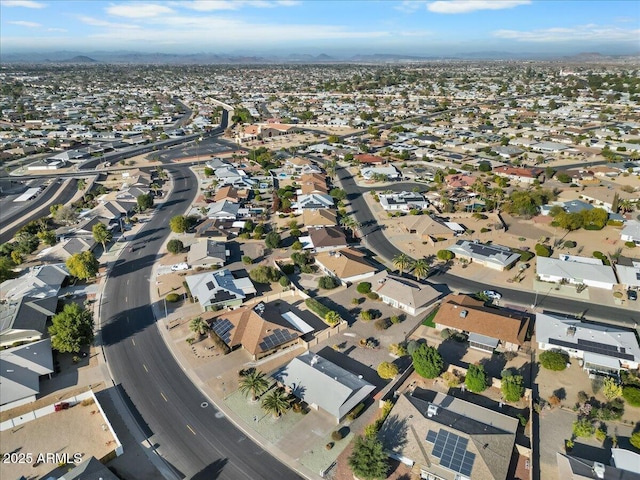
{"left": 167, "top": 239, "right": 184, "bottom": 254}
{"left": 242, "top": 255, "right": 253, "bottom": 265}
{"left": 539, "top": 350, "right": 568, "bottom": 371}
{"left": 622, "top": 386, "right": 640, "bottom": 407}
{"left": 535, "top": 243, "right": 552, "bottom": 257}
{"left": 625, "top": 241, "right": 637, "bottom": 248}
{"left": 407, "top": 340, "right": 419, "bottom": 356}
{"left": 501, "top": 374, "right": 525, "bottom": 402}
{"left": 356, "top": 282, "right": 372, "bottom": 294}
{"left": 318, "top": 275, "right": 339, "bottom": 290}
{"left": 412, "top": 344, "right": 444, "bottom": 379}
{"left": 305, "top": 297, "right": 331, "bottom": 319}
{"left": 442, "top": 371, "right": 461, "bottom": 388}
{"left": 631, "top": 432, "right": 640, "bottom": 450}
{"left": 166, "top": 293, "right": 180, "bottom": 303}
{"left": 577, "top": 391, "right": 589, "bottom": 404}
{"left": 389, "top": 343, "right": 408, "bottom": 357}
{"left": 595, "top": 428, "right": 607, "bottom": 442}
{"left": 331, "top": 430, "right": 343, "bottom": 441}
{"left": 347, "top": 403, "right": 365, "bottom": 420}
{"left": 440, "top": 328, "right": 451, "bottom": 340}
{"left": 367, "top": 292, "right": 379, "bottom": 300}
{"left": 265, "top": 231, "right": 281, "bottom": 249}
{"left": 281, "top": 263, "right": 295, "bottom": 274}
{"left": 390, "top": 315, "right": 401, "bottom": 324}
{"left": 361, "top": 310, "right": 373, "bottom": 321}
{"left": 437, "top": 249, "right": 454, "bottom": 261}
{"left": 377, "top": 361, "right": 399, "bottom": 379}
{"left": 572, "top": 418, "right": 595, "bottom": 438}
{"left": 564, "top": 240, "right": 577, "bottom": 248}
{"left": 249, "top": 266, "right": 281, "bottom": 283}
{"left": 480, "top": 228, "right": 490, "bottom": 233}
{"left": 513, "top": 249, "right": 535, "bottom": 262}
{"left": 602, "top": 377, "right": 623, "bottom": 400}
{"left": 465, "top": 364, "right": 488, "bottom": 393}
{"left": 375, "top": 318, "right": 391, "bottom": 330}
{"left": 279, "top": 276, "right": 290, "bottom": 287}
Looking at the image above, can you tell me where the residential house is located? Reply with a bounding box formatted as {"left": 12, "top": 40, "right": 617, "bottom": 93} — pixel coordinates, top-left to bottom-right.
{"left": 304, "top": 226, "right": 348, "bottom": 252}
{"left": 314, "top": 248, "right": 378, "bottom": 286}
{"left": 186, "top": 269, "right": 256, "bottom": 311}
{"left": 493, "top": 166, "right": 543, "bottom": 185}
{"left": 447, "top": 240, "right": 520, "bottom": 271}
{"left": 536, "top": 312, "right": 640, "bottom": 373}
{"left": 378, "top": 191, "right": 429, "bottom": 212}
{"left": 492, "top": 145, "right": 524, "bottom": 159}
{"left": 295, "top": 193, "right": 334, "bottom": 213}
{"left": 564, "top": 186, "right": 640, "bottom": 213}
{"left": 361, "top": 165, "right": 400, "bottom": 181}
{"left": 215, "top": 166, "right": 256, "bottom": 189}
{"left": 208, "top": 303, "right": 301, "bottom": 361}
{"left": 0, "top": 339, "right": 54, "bottom": 411}
{"left": 206, "top": 200, "right": 240, "bottom": 220}
{"left": 0, "top": 263, "right": 68, "bottom": 302}
{"left": 621, "top": 221, "right": 640, "bottom": 246}
{"left": 273, "top": 352, "right": 375, "bottom": 423}
{"left": 433, "top": 294, "right": 530, "bottom": 353}
{"left": 59, "top": 456, "right": 120, "bottom": 480}
{"left": 401, "top": 215, "right": 460, "bottom": 243}
{"left": 445, "top": 173, "right": 476, "bottom": 189}
{"left": 298, "top": 173, "right": 329, "bottom": 195}
{"left": 614, "top": 257, "right": 640, "bottom": 290}
{"left": 213, "top": 185, "right": 242, "bottom": 204}
{"left": 355, "top": 154, "right": 386, "bottom": 164}
{"left": 187, "top": 240, "right": 228, "bottom": 268}
{"left": 556, "top": 451, "right": 640, "bottom": 480}
{"left": 369, "top": 271, "right": 440, "bottom": 316}
{"left": 379, "top": 391, "right": 519, "bottom": 480}
{"left": 194, "top": 218, "right": 236, "bottom": 241}
{"left": 284, "top": 157, "right": 314, "bottom": 175}
{"left": 0, "top": 296, "right": 58, "bottom": 347}
{"left": 537, "top": 255, "right": 618, "bottom": 290}
{"left": 302, "top": 208, "right": 338, "bottom": 228}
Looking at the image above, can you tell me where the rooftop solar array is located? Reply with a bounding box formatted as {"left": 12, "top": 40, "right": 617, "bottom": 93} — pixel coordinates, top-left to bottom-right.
{"left": 549, "top": 338, "right": 633, "bottom": 361}
{"left": 426, "top": 429, "right": 475, "bottom": 477}
{"left": 258, "top": 328, "right": 298, "bottom": 352}
{"left": 211, "top": 319, "right": 233, "bottom": 344}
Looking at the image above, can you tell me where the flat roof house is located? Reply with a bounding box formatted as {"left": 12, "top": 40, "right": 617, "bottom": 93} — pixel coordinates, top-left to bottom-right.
{"left": 537, "top": 255, "right": 618, "bottom": 290}
{"left": 379, "top": 391, "right": 518, "bottom": 480}
{"left": 186, "top": 269, "right": 256, "bottom": 311}
{"left": 361, "top": 165, "right": 400, "bottom": 180}
{"left": 433, "top": 294, "right": 530, "bottom": 353}
{"left": 447, "top": 240, "right": 520, "bottom": 271}
{"left": 536, "top": 312, "right": 640, "bottom": 374}
{"left": 314, "top": 248, "right": 378, "bottom": 286}
{"left": 273, "top": 352, "right": 375, "bottom": 423}
{"left": 378, "top": 191, "right": 429, "bottom": 211}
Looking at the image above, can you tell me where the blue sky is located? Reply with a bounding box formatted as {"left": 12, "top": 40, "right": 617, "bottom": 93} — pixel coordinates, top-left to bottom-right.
{"left": 1, "top": 0, "right": 638, "bottom": 55}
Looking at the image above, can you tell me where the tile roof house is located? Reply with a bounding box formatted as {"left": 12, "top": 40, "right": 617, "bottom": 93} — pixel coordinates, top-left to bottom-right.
{"left": 536, "top": 312, "right": 640, "bottom": 373}
{"left": 207, "top": 303, "right": 301, "bottom": 360}
{"left": 273, "top": 352, "right": 375, "bottom": 423}
{"left": 186, "top": 269, "right": 256, "bottom": 311}
{"left": 187, "top": 240, "right": 228, "bottom": 268}
{"left": 445, "top": 174, "right": 476, "bottom": 188}
{"left": 194, "top": 219, "right": 237, "bottom": 240}
{"left": 355, "top": 154, "right": 386, "bottom": 164}
{"left": 379, "top": 391, "right": 518, "bottom": 480}
{"left": 305, "top": 226, "right": 348, "bottom": 252}
{"left": 433, "top": 294, "right": 530, "bottom": 352}
{"left": 493, "top": 166, "right": 543, "bottom": 184}
{"left": 537, "top": 255, "right": 618, "bottom": 290}
{"left": 298, "top": 173, "right": 329, "bottom": 195}
{"left": 0, "top": 296, "right": 58, "bottom": 348}
{"left": 447, "top": 240, "right": 520, "bottom": 271}
{"left": 0, "top": 338, "right": 53, "bottom": 411}
{"left": 370, "top": 271, "right": 440, "bottom": 316}
{"left": 302, "top": 208, "right": 338, "bottom": 228}
{"left": 401, "top": 215, "right": 457, "bottom": 243}
{"left": 314, "top": 248, "right": 378, "bottom": 286}
{"left": 213, "top": 185, "right": 242, "bottom": 203}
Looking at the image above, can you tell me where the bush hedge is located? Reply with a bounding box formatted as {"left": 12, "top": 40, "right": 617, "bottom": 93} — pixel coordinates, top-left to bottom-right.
{"left": 347, "top": 403, "right": 365, "bottom": 420}
{"left": 357, "top": 282, "right": 372, "bottom": 294}
{"left": 305, "top": 297, "right": 331, "bottom": 319}
{"left": 539, "top": 350, "right": 568, "bottom": 371}
{"left": 535, "top": 243, "right": 552, "bottom": 257}
{"left": 166, "top": 293, "right": 181, "bottom": 303}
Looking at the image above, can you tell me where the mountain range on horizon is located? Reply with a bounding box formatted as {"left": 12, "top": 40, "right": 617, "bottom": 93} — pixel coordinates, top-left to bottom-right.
{"left": 1, "top": 49, "right": 638, "bottom": 65}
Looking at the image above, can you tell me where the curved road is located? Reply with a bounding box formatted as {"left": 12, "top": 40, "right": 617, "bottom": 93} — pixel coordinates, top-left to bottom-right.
{"left": 100, "top": 165, "right": 301, "bottom": 480}
{"left": 336, "top": 164, "right": 640, "bottom": 327}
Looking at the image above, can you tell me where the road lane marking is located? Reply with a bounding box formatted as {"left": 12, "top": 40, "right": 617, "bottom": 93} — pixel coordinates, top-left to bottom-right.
{"left": 160, "top": 392, "right": 168, "bottom": 402}
{"left": 126, "top": 279, "right": 130, "bottom": 286}
{"left": 187, "top": 424, "right": 196, "bottom": 435}
{"left": 131, "top": 339, "right": 135, "bottom": 346}
{"left": 125, "top": 296, "right": 128, "bottom": 303}
{"left": 143, "top": 364, "right": 148, "bottom": 372}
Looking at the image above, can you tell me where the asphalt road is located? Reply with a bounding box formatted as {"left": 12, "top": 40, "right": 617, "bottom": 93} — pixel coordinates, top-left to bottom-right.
{"left": 336, "top": 164, "right": 640, "bottom": 327}
{"left": 100, "top": 165, "right": 301, "bottom": 480}
{"left": 0, "top": 178, "right": 77, "bottom": 244}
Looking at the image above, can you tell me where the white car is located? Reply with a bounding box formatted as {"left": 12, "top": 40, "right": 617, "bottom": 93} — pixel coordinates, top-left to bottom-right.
{"left": 482, "top": 290, "right": 502, "bottom": 300}
{"left": 171, "top": 263, "right": 189, "bottom": 272}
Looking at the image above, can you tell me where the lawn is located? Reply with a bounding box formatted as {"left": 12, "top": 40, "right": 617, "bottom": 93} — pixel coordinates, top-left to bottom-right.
{"left": 422, "top": 307, "right": 439, "bottom": 327}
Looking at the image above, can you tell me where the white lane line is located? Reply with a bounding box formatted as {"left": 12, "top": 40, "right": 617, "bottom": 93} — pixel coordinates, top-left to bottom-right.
{"left": 143, "top": 364, "right": 148, "bottom": 372}
{"left": 187, "top": 424, "right": 196, "bottom": 435}
{"left": 131, "top": 339, "right": 135, "bottom": 346}
{"left": 161, "top": 392, "right": 168, "bottom": 402}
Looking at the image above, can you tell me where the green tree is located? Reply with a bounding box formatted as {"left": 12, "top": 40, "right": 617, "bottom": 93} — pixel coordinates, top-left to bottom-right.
{"left": 0, "top": 256, "right": 16, "bottom": 283}
{"left": 357, "top": 282, "right": 372, "bottom": 294}
{"left": 393, "top": 253, "right": 412, "bottom": 275}
{"left": 465, "top": 364, "right": 488, "bottom": 393}
{"left": 136, "top": 193, "right": 154, "bottom": 211}
{"left": 265, "top": 231, "right": 281, "bottom": 249}
{"left": 249, "top": 266, "right": 281, "bottom": 283}
{"left": 631, "top": 431, "right": 640, "bottom": 450}
{"left": 318, "top": 275, "right": 339, "bottom": 289}
{"left": 412, "top": 344, "right": 444, "bottom": 379}
{"left": 501, "top": 374, "right": 524, "bottom": 402}
{"left": 203, "top": 167, "right": 214, "bottom": 176}
{"left": 169, "top": 215, "right": 189, "bottom": 233}
{"left": 49, "top": 303, "right": 94, "bottom": 353}
{"left": 66, "top": 251, "right": 99, "bottom": 280}
{"left": 11, "top": 250, "right": 23, "bottom": 265}
{"left": 261, "top": 388, "right": 290, "bottom": 418}
{"left": 539, "top": 350, "right": 568, "bottom": 371}
{"left": 535, "top": 243, "right": 552, "bottom": 257}
{"left": 92, "top": 223, "right": 112, "bottom": 251}
{"left": 348, "top": 435, "right": 388, "bottom": 480}
{"left": 239, "top": 370, "right": 269, "bottom": 401}
{"left": 411, "top": 259, "right": 429, "bottom": 280}
{"left": 37, "top": 230, "right": 57, "bottom": 246}
{"left": 437, "top": 249, "right": 455, "bottom": 261}
{"left": 377, "top": 361, "right": 399, "bottom": 379}
{"left": 555, "top": 211, "right": 584, "bottom": 231}
{"left": 572, "top": 418, "right": 595, "bottom": 438}
{"left": 330, "top": 188, "right": 347, "bottom": 201}
{"left": 189, "top": 317, "right": 210, "bottom": 336}
{"left": 167, "top": 239, "right": 184, "bottom": 254}
{"left": 602, "top": 377, "right": 623, "bottom": 400}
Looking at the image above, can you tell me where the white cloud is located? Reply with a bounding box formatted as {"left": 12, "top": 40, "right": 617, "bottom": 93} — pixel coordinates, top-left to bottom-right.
{"left": 78, "top": 15, "right": 140, "bottom": 29}
{"left": 106, "top": 3, "right": 175, "bottom": 18}
{"left": 47, "top": 27, "right": 67, "bottom": 32}
{"left": 1, "top": 1, "right": 46, "bottom": 8}
{"left": 7, "top": 20, "right": 41, "bottom": 27}
{"left": 493, "top": 24, "right": 640, "bottom": 42}
{"left": 177, "top": 0, "right": 299, "bottom": 11}
{"left": 427, "top": 0, "right": 530, "bottom": 14}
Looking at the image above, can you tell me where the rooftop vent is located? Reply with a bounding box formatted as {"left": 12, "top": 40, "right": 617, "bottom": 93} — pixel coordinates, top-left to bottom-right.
{"left": 427, "top": 404, "right": 438, "bottom": 417}
{"left": 310, "top": 355, "right": 320, "bottom": 366}
{"left": 592, "top": 462, "right": 605, "bottom": 479}
{"left": 460, "top": 310, "right": 468, "bottom": 318}
{"left": 566, "top": 326, "right": 577, "bottom": 337}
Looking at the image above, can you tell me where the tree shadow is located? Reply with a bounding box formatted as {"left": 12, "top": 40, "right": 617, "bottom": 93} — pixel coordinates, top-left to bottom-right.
{"left": 553, "top": 388, "right": 566, "bottom": 402}
{"left": 192, "top": 458, "right": 228, "bottom": 480}
{"left": 378, "top": 413, "right": 409, "bottom": 454}
{"left": 478, "top": 354, "right": 507, "bottom": 379}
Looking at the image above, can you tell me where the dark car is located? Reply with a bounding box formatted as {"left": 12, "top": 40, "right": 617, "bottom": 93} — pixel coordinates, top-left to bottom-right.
{"left": 628, "top": 290, "right": 638, "bottom": 301}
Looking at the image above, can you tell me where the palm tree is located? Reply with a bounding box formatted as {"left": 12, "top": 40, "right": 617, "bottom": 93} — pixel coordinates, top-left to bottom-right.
{"left": 325, "top": 311, "right": 342, "bottom": 325}
{"left": 239, "top": 370, "right": 269, "bottom": 401}
{"left": 189, "top": 317, "right": 210, "bottom": 337}
{"left": 411, "top": 259, "right": 429, "bottom": 281}
{"left": 261, "top": 387, "right": 291, "bottom": 418}
{"left": 340, "top": 216, "right": 361, "bottom": 239}
{"left": 619, "top": 199, "right": 634, "bottom": 214}
{"left": 393, "top": 253, "right": 412, "bottom": 275}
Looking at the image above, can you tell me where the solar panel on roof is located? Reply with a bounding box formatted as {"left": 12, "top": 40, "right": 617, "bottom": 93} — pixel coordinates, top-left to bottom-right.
{"left": 212, "top": 319, "right": 233, "bottom": 344}
{"left": 429, "top": 430, "right": 476, "bottom": 476}
{"left": 549, "top": 338, "right": 633, "bottom": 361}
{"left": 426, "top": 430, "right": 438, "bottom": 443}
{"left": 206, "top": 281, "right": 215, "bottom": 290}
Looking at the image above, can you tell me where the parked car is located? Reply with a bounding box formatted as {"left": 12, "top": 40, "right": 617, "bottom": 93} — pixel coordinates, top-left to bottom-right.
{"left": 482, "top": 290, "right": 502, "bottom": 300}
{"left": 628, "top": 290, "right": 638, "bottom": 301}
{"left": 171, "top": 263, "right": 189, "bottom": 272}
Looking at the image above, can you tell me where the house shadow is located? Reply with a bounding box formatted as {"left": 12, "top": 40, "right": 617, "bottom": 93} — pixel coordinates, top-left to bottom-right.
{"left": 478, "top": 354, "right": 507, "bottom": 379}
{"left": 570, "top": 442, "right": 610, "bottom": 464}
{"left": 437, "top": 337, "right": 470, "bottom": 370}
{"left": 100, "top": 304, "right": 156, "bottom": 347}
